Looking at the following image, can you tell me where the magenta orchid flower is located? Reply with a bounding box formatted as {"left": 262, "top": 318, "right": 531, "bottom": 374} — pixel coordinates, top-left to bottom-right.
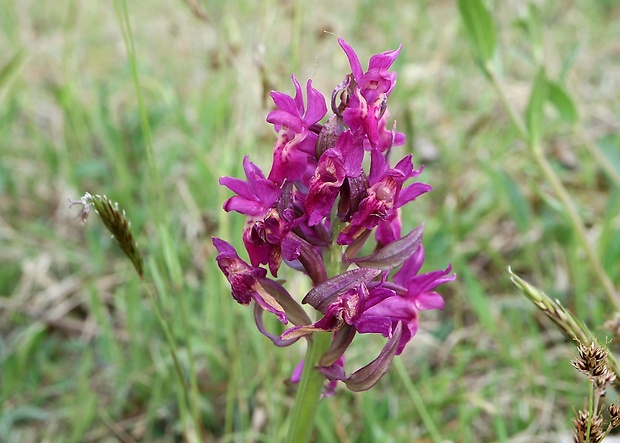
{"left": 358, "top": 246, "right": 455, "bottom": 354}
{"left": 220, "top": 155, "right": 281, "bottom": 216}
{"left": 243, "top": 207, "right": 301, "bottom": 277}
{"left": 267, "top": 75, "right": 327, "bottom": 186}
{"left": 214, "top": 39, "right": 454, "bottom": 395}
{"left": 305, "top": 131, "right": 364, "bottom": 226}
{"left": 338, "top": 150, "right": 431, "bottom": 245}
{"left": 212, "top": 237, "right": 288, "bottom": 324}
{"left": 338, "top": 38, "right": 402, "bottom": 148}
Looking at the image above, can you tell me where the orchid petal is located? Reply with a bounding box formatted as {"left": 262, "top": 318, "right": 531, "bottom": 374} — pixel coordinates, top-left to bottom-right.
{"left": 338, "top": 38, "right": 364, "bottom": 80}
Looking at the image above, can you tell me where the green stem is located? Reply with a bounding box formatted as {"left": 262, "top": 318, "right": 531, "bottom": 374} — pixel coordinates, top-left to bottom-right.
{"left": 176, "top": 286, "right": 202, "bottom": 439}
{"left": 486, "top": 65, "right": 528, "bottom": 141}
{"left": 586, "top": 381, "right": 594, "bottom": 440}
{"left": 576, "top": 126, "right": 620, "bottom": 188}
{"left": 532, "top": 146, "right": 620, "bottom": 310}
{"left": 286, "top": 236, "right": 343, "bottom": 442}
{"left": 487, "top": 65, "right": 620, "bottom": 310}
{"left": 143, "top": 284, "right": 199, "bottom": 442}
{"left": 114, "top": 0, "right": 166, "bottom": 225}
{"left": 286, "top": 331, "right": 333, "bottom": 443}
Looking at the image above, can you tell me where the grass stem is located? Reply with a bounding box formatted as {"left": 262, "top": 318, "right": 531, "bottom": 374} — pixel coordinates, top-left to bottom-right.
{"left": 394, "top": 359, "right": 443, "bottom": 443}
{"left": 113, "top": 1, "right": 202, "bottom": 439}
{"left": 143, "top": 284, "right": 199, "bottom": 442}
{"left": 487, "top": 65, "right": 620, "bottom": 310}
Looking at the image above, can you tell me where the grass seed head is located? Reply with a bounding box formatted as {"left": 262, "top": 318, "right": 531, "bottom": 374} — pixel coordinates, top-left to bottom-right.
{"left": 609, "top": 403, "right": 620, "bottom": 428}
{"left": 573, "top": 409, "right": 604, "bottom": 443}
{"left": 70, "top": 193, "right": 144, "bottom": 279}
{"left": 572, "top": 341, "right": 609, "bottom": 379}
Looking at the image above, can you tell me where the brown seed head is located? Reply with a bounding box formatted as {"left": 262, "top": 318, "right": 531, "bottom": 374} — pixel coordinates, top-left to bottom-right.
{"left": 609, "top": 403, "right": 620, "bottom": 428}
{"left": 573, "top": 409, "right": 604, "bottom": 443}
{"left": 572, "top": 341, "right": 609, "bottom": 380}
{"left": 594, "top": 368, "right": 616, "bottom": 395}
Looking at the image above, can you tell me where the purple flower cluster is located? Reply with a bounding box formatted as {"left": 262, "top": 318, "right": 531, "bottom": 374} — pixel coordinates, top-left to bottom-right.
{"left": 213, "top": 39, "right": 454, "bottom": 393}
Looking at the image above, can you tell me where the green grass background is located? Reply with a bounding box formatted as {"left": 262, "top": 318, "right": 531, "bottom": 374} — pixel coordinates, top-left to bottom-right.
{"left": 2, "top": 0, "right": 620, "bottom": 441}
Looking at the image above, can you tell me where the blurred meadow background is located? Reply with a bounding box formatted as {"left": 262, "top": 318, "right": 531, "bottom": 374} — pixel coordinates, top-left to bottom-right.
{"left": 2, "top": 0, "right": 620, "bottom": 441}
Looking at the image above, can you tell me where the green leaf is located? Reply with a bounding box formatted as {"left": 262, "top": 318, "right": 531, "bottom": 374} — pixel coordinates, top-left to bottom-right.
{"left": 492, "top": 169, "right": 532, "bottom": 232}
{"left": 457, "top": 0, "right": 497, "bottom": 65}
{"left": 547, "top": 80, "right": 578, "bottom": 125}
{"left": 525, "top": 67, "right": 548, "bottom": 146}
{"left": 0, "top": 48, "right": 25, "bottom": 101}
{"left": 559, "top": 43, "right": 581, "bottom": 83}
{"left": 526, "top": 3, "right": 543, "bottom": 62}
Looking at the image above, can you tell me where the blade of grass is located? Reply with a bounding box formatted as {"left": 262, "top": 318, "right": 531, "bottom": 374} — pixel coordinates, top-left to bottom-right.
{"left": 393, "top": 358, "right": 443, "bottom": 443}
{"left": 485, "top": 63, "right": 620, "bottom": 310}
{"left": 113, "top": 0, "right": 165, "bottom": 225}
{"left": 112, "top": 2, "right": 201, "bottom": 439}
{"left": 0, "top": 48, "right": 25, "bottom": 102}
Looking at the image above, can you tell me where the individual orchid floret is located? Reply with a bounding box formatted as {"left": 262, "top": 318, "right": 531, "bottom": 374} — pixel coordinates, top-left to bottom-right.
{"left": 243, "top": 207, "right": 301, "bottom": 277}
{"left": 357, "top": 246, "right": 455, "bottom": 355}
{"left": 281, "top": 283, "right": 368, "bottom": 340}
{"left": 305, "top": 132, "right": 364, "bottom": 226}
{"left": 371, "top": 113, "right": 406, "bottom": 153}
{"left": 338, "top": 38, "right": 402, "bottom": 148}
{"left": 212, "top": 237, "right": 288, "bottom": 324}
{"left": 220, "top": 155, "right": 281, "bottom": 217}
{"left": 338, "top": 151, "right": 431, "bottom": 245}
{"left": 267, "top": 75, "right": 327, "bottom": 186}
{"left": 338, "top": 38, "right": 401, "bottom": 98}
{"left": 305, "top": 148, "right": 347, "bottom": 226}
{"left": 391, "top": 245, "right": 454, "bottom": 312}
{"left": 220, "top": 156, "right": 297, "bottom": 276}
